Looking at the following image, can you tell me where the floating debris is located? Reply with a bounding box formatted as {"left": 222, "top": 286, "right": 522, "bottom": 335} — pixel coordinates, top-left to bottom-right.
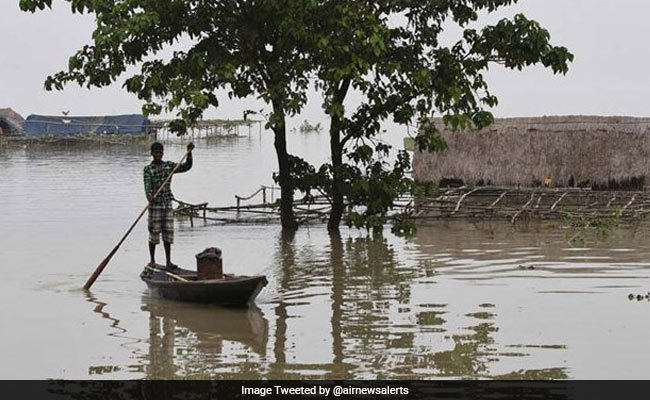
{"left": 627, "top": 293, "right": 650, "bottom": 301}
{"left": 518, "top": 265, "right": 536, "bottom": 270}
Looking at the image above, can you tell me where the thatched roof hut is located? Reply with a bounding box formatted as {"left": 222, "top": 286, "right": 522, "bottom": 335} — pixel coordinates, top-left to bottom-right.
{"left": 413, "top": 116, "right": 650, "bottom": 189}
{"left": 0, "top": 108, "right": 25, "bottom": 135}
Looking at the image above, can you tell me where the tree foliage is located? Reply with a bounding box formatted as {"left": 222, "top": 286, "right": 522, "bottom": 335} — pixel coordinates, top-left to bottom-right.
{"left": 21, "top": 0, "right": 312, "bottom": 126}
{"left": 21, "top": 0, "right": 573, "bottom": 234}
{"left": 278, "top": 0, "right": 574, "bottom": 232}
{"left": 20, "top": 0, "right": 321, "bottom": 229}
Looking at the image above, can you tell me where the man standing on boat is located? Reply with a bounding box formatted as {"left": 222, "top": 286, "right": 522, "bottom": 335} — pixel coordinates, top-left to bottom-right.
{"left": 144, "top": 141, "right": 194, "bottom": 269}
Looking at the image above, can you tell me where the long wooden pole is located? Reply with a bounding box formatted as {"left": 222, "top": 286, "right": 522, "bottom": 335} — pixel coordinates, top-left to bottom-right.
{"left": 83, "top": 148, "right": 192, "bottom": 290}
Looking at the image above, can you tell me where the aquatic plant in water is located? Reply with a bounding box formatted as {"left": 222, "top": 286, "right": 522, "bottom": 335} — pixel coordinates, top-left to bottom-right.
{"left": 563, "top": 209, "right": 623, "bottom": 246}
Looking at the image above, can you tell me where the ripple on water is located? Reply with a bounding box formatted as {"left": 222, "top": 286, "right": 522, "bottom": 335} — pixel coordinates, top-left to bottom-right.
{"left": 5, "top": 146, "right": 650, "bottom": 379}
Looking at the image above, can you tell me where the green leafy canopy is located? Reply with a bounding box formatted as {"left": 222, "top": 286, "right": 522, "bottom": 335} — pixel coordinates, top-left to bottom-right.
{"left": 20, "top": 0, "right": 316, "bottom": 133}
{"left": 20, "top": 0, "right": 573, "bottom": 233}
{"left": 288, "top": 0, "right": 573, "bottom": 232}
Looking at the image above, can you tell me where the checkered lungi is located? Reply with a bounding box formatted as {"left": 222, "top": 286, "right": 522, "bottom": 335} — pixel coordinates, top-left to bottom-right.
{"left": 148, "top": 205, "right": 174, "bottom": 244}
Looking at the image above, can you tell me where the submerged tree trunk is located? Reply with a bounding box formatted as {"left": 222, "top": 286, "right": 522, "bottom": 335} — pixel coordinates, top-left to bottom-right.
{"left": 271, "top": 104, "right": 298, "bottom": 230}
{"left": 327, "top": 79, "right": 351, "bottom": 231}
{"left": 328, "top": 118, "right": 344, "bottom": 231}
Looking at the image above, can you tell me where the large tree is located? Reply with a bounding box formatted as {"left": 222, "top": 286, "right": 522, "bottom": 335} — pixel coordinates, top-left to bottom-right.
{"left": 304, "top": 0, "right": 573, "bottom": 231}
{"left": 21, "top": 0, "right": 572, "bottom": 233}
{"left": 20, "top": 0, "right": 320, "bottom": 230}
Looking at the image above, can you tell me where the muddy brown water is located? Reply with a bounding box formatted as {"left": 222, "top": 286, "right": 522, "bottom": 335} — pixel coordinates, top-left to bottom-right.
{"left": 1, "top": 134, "right": 649, "bottom": 379}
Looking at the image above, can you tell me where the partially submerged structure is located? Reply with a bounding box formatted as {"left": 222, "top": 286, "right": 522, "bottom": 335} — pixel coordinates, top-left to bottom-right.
{"left": 411, "top": 116, "right": 650, "bottom": 221}
{"left": 413, "top": 116, "right": 650, "bottom": 190}
{"left": 151, "top": 118, "right": 263, "bottom": 140}
{"left": 23, "top": 114, "right": 150, "bottom": 135}
{"left": 0, "top": 108, "right": 25, "bottom": 135}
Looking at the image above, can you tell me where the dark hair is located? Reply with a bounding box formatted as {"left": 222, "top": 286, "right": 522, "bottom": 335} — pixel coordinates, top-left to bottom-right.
{"left": 150, "top": 142, "right": 164, "bottom": 152}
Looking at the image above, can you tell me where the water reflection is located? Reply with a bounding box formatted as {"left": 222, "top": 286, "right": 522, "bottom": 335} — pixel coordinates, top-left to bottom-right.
{"left": 266, "top": 230, "right": 418, "bottom": 378}
{"left": 85, "top": 292, "right": 144, "bottom": 377}
{"left": 85, "top": 291, "right": 269, "bottom": 379}
{"left": 4, "top": 139, "right": 650, "bottom": 379}
{"left": 142, "top": 298, "right": 269, "bottom": 379}
{"left": 269, "top": 230, "right": 294, "bottom": 378}
{"left": 328, "top": 231, "right": 346, "bottom": 377}
{"left": 86, "top": 292, "right": 128, "bottom": 338}
{"left": 75, "top": 222, "right": 641, "bottom": 379}
{"left": 267, "top": 229, "right": 572, "bottom": 379}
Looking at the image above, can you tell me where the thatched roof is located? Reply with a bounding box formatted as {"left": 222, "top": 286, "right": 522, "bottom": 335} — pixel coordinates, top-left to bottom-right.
{"left": 412, "top": 116, "right": 650, "bottom": 187}
{"left": 0, "top": 108, "right": 25, "bottom": 135}
{"left": 0, "top": 108, "right": 24, "bottom": 121}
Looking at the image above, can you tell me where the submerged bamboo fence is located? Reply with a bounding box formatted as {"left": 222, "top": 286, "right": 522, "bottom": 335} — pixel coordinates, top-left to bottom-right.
{"left": 174, "top": 185, "right": 414, "bottom": 226}
{"left": 175, "top": 184, "right": 649, "bottom": 227}
{"left": 408, "top": 186, "right": 650, "bottom": 223}
{"left": 152, "top": 118, "right": 263, "bottom": 141}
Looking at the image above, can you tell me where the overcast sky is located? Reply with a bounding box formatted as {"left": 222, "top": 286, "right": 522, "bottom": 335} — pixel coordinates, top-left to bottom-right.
{"left": 1, "top": 0, "right": 649, "bottom": 122}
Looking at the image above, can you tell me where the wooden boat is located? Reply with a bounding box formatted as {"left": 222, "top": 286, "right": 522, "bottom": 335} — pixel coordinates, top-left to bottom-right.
{"left": 140, "top": 264, "right": 268, "bottom": 306}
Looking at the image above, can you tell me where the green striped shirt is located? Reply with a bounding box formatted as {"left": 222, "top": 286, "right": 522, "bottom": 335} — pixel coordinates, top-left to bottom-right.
{"left": 143, "top": 155, "right": 192, "bottom": 207}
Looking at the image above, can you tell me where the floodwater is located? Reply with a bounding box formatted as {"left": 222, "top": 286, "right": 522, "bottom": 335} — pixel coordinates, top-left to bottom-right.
{"left": 1, "top": 131, "right": 649, "bottom": 379}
